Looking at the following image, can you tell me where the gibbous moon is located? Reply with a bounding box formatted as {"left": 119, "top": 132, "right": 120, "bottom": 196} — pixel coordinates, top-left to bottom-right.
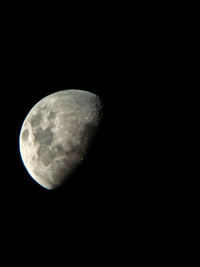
{"left": 19, "top": 89, "right": 103, "bottom": 190}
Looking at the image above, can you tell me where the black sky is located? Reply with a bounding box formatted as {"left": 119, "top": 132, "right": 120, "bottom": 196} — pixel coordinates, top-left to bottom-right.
{"left": 0, "top": 29, "right": 173, "bottom": 262}
{"left": 0, "top": 4, "right": 184, "bottom": 263}
{"left": 1, "top": 49, "right": 162, "bottom": 216}
{"left": 2, "top": 60, "right": 125, "bottom": 218}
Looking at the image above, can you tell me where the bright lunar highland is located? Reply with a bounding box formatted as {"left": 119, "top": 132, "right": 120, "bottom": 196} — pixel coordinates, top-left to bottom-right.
{"left": 19, "top": 89, "right": 103, "bottom": 190}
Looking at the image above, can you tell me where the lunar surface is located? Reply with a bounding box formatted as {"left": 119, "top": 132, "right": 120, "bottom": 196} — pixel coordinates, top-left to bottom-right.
{"left": 19, "top": 89, "right": 103, "bottom": 190}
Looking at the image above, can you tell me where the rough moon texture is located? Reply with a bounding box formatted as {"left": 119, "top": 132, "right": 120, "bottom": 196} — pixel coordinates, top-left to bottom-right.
{"left": 19, "top": 89, "right": 103, "bottom": 190}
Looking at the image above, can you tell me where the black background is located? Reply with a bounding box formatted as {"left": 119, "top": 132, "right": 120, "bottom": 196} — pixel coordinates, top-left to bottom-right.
{"left": 0, "top": 12, "right": 177, "bottom": 262}
{"left": 1, "top": 52, "right": 137, "bottom": 255}
{"left": 2, "top": 57, "right": 165, "bottom": 258}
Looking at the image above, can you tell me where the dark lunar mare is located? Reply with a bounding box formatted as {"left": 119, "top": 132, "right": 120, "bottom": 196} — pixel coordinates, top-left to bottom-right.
{"left": 34, "top": 127, "right": 54, "bottom": 146}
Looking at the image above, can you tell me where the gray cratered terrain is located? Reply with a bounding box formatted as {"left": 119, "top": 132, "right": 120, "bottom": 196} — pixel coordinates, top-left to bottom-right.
{"left": 19, "top": 89, "right": 103, "bottom": 190}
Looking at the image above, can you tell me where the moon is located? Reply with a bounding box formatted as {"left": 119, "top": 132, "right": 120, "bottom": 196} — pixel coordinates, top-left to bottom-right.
{"left": 19, "top": 89, "right": 103, "bottom": 190}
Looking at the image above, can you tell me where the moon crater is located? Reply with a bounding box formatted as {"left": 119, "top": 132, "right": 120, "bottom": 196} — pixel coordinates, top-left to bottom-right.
{"left": 22, "top": 129, "right": 29, "bottom": 142}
